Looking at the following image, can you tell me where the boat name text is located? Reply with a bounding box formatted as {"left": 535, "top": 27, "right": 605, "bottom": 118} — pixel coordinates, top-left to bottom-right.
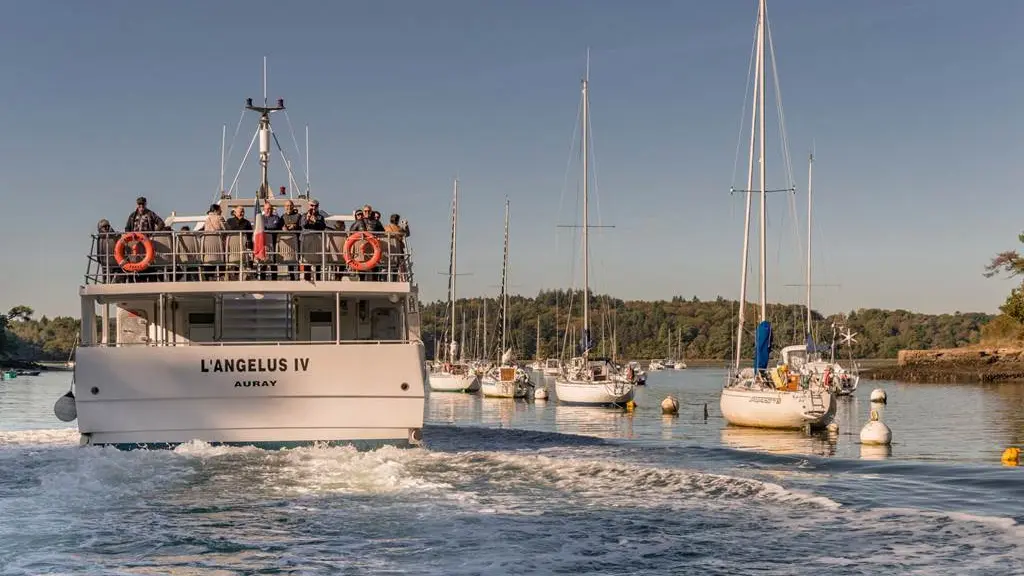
{"left": 235, "top": 380, "right": 276, "bottom": 387}
{"left": 201, "top": 358, "right": 310, "bottom": 373}
{"left": 748, "top": 396, "right": 781, "bottom": 405}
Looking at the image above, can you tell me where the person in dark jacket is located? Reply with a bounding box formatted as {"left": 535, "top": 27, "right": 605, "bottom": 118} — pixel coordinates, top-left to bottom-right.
{"left": 300, "top": 199, "right": 327, "bottom": 230}
{"left": 225, "top": 206, "right": 253, "bottom": 246}
{"left": 96, "top": 219, "right": 120, "bottom": 282}
{"left": 349, "top": 204, "right": 384, "bottom": 233}
{"left": 125, "top": 196, "right": 165, "bottom": 232}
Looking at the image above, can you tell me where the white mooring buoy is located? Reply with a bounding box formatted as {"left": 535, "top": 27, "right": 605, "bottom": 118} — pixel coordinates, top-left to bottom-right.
{"left": 661, "top": 396, "right": 679, "bottom": 415}
{"left": 54, "top": 391, "right": 77, "bottom": 422}
{"left": 860, "top": 409, "right": 892, "bottom": 446}
{"left": 534, "top": 387, "right": 549, "bottom": 400}
{"left": 826, "top": 421, "right": 839, "bottom": 436}
{"left": 870, "top": 388, "right": 887, "bottom": 404}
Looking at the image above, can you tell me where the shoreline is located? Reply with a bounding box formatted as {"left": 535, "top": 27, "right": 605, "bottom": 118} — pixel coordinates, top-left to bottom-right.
{"left": 861, "top": 347, "right": 1024, "bottom": 383}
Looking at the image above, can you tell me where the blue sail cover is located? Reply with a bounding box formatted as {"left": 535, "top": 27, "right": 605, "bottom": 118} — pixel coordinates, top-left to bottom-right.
{"left": 805, "top": 333, "right": 827, "bottom": 354}
{"left": 578, "top": 328, "right": 593, "bottom": 355}
{"left": 754, "top": 321, "right": 772, "bottom": 371}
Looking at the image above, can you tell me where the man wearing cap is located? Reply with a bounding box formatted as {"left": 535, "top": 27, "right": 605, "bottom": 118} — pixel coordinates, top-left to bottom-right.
{"left": 125, "top": 196, "right": 165, "bottom": 232}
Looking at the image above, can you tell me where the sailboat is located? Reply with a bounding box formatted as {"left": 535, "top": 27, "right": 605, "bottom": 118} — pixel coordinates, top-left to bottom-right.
{"left": 719, "top": 0, "right": 835, "bottom": 430}
{"left": 779, "top": 153, "right": 859, "bottom": 396}
{"left": 428, "top": 179, "right": 481, "bottom": 393}
{"left": 481, "top": 200, "right": 534, "bottom": 398}
{"left": 554, "top": 60, "right": 634, "bottom": 407}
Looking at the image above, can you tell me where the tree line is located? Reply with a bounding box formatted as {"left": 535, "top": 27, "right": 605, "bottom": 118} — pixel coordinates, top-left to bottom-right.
{"left": 0, "top": 295, "right": 992, "bottom": 363}
{"left": 421, "top": 290, "right": 991, "bottom": 361}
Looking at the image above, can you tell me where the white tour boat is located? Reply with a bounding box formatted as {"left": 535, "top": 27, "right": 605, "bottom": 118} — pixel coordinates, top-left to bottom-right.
{"left": 719, "top": 0, "right": 834, "bottom": 430}
{"left": 56, "top": 85, "right": 427, "bottom": 448}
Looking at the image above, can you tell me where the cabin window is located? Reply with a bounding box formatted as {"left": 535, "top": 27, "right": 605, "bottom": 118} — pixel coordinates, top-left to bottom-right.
{"left": 309, "top": 311, "right": 333, "bottom": 323}
{"left": 189, "top": 313, "right": 215, "bottom": 325}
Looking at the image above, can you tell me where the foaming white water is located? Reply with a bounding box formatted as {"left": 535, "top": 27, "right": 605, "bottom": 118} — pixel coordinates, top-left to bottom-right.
{"left": 0, "top": 428, "right": 78, "bottom": 447}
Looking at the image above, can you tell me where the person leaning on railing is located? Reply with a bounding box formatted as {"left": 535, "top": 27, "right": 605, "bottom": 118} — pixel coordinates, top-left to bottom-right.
{"left": 225, "top": 206, "right": 253, "bottom": 280}
{"left": 96, "top": 219, "right": 120, "bottom": 283}
{"left": 300, "top": 199, "right": 328, "bottom": 281}
{"left": 384, "top": 213, "right": 411, "bottom": 281}
{"left": 349, "top": 205, "right": 385, "bottom": 281}
{"left": 201, "top": 204, "right": 226, "bottom": 281}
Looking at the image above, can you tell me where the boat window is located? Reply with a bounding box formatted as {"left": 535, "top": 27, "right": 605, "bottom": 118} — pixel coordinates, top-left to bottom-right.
{"left": 309, "top": 311, "right": 332, "bottom": 323}
{"left": 189, "top": 312, "right": 215, "bottom": 325}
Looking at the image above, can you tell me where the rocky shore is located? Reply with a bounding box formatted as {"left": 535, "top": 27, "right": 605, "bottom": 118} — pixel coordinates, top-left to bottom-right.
{"left": 862, "top": 347, "right": 1024, "bottom": 383}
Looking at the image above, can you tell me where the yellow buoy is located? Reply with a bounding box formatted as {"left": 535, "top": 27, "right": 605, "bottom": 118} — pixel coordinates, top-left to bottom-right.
{"left": 625, "top": 400, "right": 637, "bottom": 412}
{"left": 1001, "top": 447, "right": 1020, "bottom": 467}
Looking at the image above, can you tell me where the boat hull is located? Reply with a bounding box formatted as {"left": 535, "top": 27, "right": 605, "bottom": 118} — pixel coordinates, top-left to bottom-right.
{"left": 73, "top": 343, "right": 426, "bottom": 448}
{"left": 555, "top": 380, "right": 634, "bottom": 406}
{"left": 428, "top": 372, "right": 480, "bottom": 393}
{"left": 480, "top": 377, "right": 530, "bottom": 398}
{"left": 719, "top": 386, "right": 835, "bottom": 430}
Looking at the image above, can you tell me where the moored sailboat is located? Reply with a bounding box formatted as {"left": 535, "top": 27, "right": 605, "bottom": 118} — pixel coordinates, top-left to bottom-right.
{"left": 554, "top": 59, "right": 634, "bottom": 407}
{"left": 719, "top": 0, "right": 834, "bottom": 430}
{"left": 480, "top": 200, "right": 533, "bottom": 398}
{"left": 429, "top": 179, "right": 480, "bottom": 393}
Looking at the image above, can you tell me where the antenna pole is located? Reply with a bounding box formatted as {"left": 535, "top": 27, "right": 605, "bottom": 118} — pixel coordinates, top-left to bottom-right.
{"left": 305, "top": 124, "right": 310, "bottom": 196}
{"left": 245, "top": 60, "right": 285, "bottom": 200}
{"left": 219, "top": 124, "right": 227, "bottom": 195}
{"left": 451, "top": 179, "right": 459, "bottom": 362}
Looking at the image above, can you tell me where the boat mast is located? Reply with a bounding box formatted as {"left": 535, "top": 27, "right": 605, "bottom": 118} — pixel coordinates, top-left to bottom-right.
{"left": 219, "top": 124, "right": 227, "bottom": 195}
{"left": 449, "top": 179, "right": 459, "bottom": 363}
{"left": 500, "top": 199, "right": 510, "bottom": 357}
{"left": 734, "top": 2, "right": 762, "bottom": 370}
{"left": 757, "top": 0, "right": 767, "bottom": 323}
{"left": 460, "top": 310, "right": 466, "bottom": 361}
{"left": 582, "top": 52, "right": 591, "bottom": 357}
{"left": 806, "top": 151, "right": 814, "bottom": 339}
{"left": 245, "top": 61, "right": 285, "bottom": 201}
{"left": 536, "top": 313, "right": 544, "bottom": 358}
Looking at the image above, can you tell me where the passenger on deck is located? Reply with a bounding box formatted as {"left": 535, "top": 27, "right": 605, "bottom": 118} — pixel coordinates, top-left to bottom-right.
{"left": 257, "top": 201, "right": 283, "bottom": 280}
{"left": 201, "top": 205, "right": 226, "bottom": 281}
{"left": 301, "top": 199, "right": 327, "bottom": 230}
{"left": 96, "top": 219, "right": 120, "bottom": 283}
{"left": 280, "top": 200, "right": 302, "bottom": 280}
{"left": 226, "top": 206, "right": 253, "bottom": 239}
{"left": 261, "top": 200, "right": 283, "bottom": 231}
{"left": 225, "top": 206, "right": 253, "bottom": 280}
{"left": 349, "top": 204, "right": 384, "bottom": 233}
{"left": 125, "top": 196, "right": 165, "bottom": 232}
{"left": 384, "top": 213, "right": 411, "bottom": 281}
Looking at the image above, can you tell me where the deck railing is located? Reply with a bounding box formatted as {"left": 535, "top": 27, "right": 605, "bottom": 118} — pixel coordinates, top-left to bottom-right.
{"left": 86, "top": 230, "right": 413, "bottom": 284}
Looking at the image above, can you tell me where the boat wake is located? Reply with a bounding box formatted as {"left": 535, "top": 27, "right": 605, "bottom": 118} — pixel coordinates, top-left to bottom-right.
{"left": 0, "top": 427, "right": 1020, "bottom": 574}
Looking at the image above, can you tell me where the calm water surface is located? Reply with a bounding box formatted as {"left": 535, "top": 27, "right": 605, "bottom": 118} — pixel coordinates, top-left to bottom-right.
{"left": 0, "top": 368, "right": 1022, "bottom": 575}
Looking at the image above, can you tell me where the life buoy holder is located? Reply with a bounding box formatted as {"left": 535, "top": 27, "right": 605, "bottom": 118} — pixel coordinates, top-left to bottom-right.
{"left": 114, "top": 232, "right": 155, "bottom": 273}
{"left": 343, "top": 232, "right": 383, "bottom": 271}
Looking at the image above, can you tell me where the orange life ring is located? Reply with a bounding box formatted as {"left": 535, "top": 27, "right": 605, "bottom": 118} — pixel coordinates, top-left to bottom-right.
{"left": 343, "top": 231, "right": 383, "bottom": 271}
{"left": 114, "top": 232, "right": 155, "bottom": 273}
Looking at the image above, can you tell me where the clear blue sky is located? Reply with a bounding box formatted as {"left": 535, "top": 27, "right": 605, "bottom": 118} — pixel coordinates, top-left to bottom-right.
{"left": 2, "top": 0, "right": 1021, "bottom": 318}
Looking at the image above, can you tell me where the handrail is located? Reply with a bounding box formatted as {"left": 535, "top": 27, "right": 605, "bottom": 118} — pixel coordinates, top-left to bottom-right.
{"left": 85, "top": 229, "right": 414, "bottom": 285}
{"left": 81, "top": 339, "right": 414, "bottom": 348}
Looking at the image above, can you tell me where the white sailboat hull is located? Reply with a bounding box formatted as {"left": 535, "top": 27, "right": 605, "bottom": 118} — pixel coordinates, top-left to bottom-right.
{"left": 719, "top": 386, "right": 835, "bottom": 430}
{"left": 74, "top": 343, "right": 426, "bottom": 448}
{"left": 555, "top": 379, "right": 634, "bottom": 406}
{"left": 480, "top": 377, "right": 530, "bottom": 398}
{"left": 428, "top": 372, "right": 480, "bottom": 393}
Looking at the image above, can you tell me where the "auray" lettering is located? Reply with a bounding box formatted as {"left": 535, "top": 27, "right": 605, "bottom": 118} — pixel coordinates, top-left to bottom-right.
{"left": 235, "top": 380, "right": 277, "bottom": 387}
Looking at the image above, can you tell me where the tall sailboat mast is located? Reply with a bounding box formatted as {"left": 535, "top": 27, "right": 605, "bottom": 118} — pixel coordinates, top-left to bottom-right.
{"left": 733, "top": 0, "right": 766, "bottom": 370}
{"left": 500, "top": 199, "right": 510, "bottom": 355}
{"left": 757, "top": 0, "right": 767, "bottom": 323}
{"left": 805, "top": 151, "right": 814, "bottom": 337}
{"left": 447, "top": 179, "right": 459, "bottom": 363}
{"left": 581, "top": 54, "right": 591, "bottom": 355}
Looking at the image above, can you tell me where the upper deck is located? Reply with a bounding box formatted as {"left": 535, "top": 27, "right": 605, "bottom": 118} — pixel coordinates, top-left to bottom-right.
{"left": 85, "top": 201, "right": 415, "bottom": 298}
